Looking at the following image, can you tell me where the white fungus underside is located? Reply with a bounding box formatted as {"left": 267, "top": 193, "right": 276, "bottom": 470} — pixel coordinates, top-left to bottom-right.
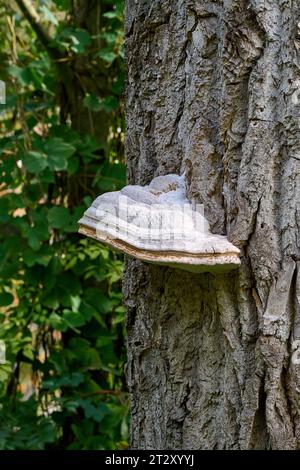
{"left": 78, "top": 174, "right": 240, "bottom": 272}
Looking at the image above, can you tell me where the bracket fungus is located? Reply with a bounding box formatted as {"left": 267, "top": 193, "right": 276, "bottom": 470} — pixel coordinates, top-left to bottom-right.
{"left": 78, "top": 173, "right": 240, "bottom": 273}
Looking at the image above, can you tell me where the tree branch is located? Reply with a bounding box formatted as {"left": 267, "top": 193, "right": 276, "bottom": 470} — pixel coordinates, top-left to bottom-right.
{"left": 14, "top": 0, "right": 62, "bottom": 62}
{"left": 12, "top": 0, "right": 76, "bottom": 107}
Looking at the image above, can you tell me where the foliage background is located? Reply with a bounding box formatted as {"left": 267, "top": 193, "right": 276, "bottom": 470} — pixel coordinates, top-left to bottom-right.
{"left": 0, "top": 0, "right": 128, "bottom": 449}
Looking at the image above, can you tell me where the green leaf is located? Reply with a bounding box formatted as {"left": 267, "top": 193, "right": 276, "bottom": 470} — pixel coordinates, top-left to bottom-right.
{"left": 101, "top": 96, "right": 119, "bottom": 112}
{"left": 101, "top": 32, "right": 118, "bottom": 45}
{"left": 70, "top": 30, "right": 91, "bottom": 53}
{"left": 47, "top": 206, "right": 70, "bottom": 229}
{"left": 0, "top": 199, "right": 10, "bottom": 223}
{"left": 38, "top": 421, "right": 56, "bottom": 444}
{"left": 96, "top": 161, "right": 126, "bottom": 190}
{"left": 41, "top": 292, "right": 59, "bottom": 309}
{"left": 67, "top": 156, "right": 79, "bottom": 174}
{"left": 59, "top": 28, "right": 92, "bottom": 54}
{"left": 43, "top": 372, "right": 84, "bottom": 390}
{"left": 32, "top": 214, "right": 49, "bottom": 241}
{"left": 53, "top": 0, "right": 71, "bottom": 9}
{"left": 97, "top": 49, "right": 117, "bottom": 63}
{"left": 78, "top": 399, "right": 108, "bottom": 423}
{"left": 103, "top": 11, "right": 121, "bottom": 19}
{"left": 63, "top": 310, "right": 85, "bottom": 328}
{"left": 83, "top": 94, "right": 103, "bottom": 112}
{"left": 84, "top": 94, "right": 119, "bottom": 113}
{"left": 40, "top": 168, "right": 55, "bottom": 183}
{"left": 24, "top": 151, "right": 47, "bottom": 173}
{"left": 27, "top": 230, "right": 42, "bottom": 251}
{"left": 21, "top": 215, "right": 49, "bottom": 250}
{"left": 8, "top": 66, "right": 42, "bottom": 87}
{"left": 45, "top": 138, "right": 76, "bottom": 171}
{"left": 48, "top": 313, "right": 68, "bottom": 332}
{"left": 0, "top": 292, "right": 14, "bottom": 306}
{"left": 79, "top": 301, "right": 98, "bottom": 321}
{"left": 23, "top": 247, "right": 53, "bottom": 267}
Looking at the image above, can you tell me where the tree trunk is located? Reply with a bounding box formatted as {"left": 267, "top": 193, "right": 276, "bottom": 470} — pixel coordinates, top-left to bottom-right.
{"left": 70, "top": 0, "right": 111, "bottom": 143}
{"left": 124, "top": 0, "right": 300, "bottom": 450}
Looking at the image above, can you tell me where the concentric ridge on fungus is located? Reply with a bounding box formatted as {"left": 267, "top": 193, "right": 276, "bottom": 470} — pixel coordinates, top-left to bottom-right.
{"left": 78, "top": 173, "right": 240, "bottom": 273}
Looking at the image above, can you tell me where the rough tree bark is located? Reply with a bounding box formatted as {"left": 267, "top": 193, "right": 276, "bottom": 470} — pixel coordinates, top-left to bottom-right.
{"left": 124, "top": 0, "right": 300, "bottom": 449}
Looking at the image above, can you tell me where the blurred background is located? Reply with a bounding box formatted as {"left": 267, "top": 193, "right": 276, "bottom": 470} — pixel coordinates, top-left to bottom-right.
{"left": 0, "top": 0, "right": 128, "bottom": 449}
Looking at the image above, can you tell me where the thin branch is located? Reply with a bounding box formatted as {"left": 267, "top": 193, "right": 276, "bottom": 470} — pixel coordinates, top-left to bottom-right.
{"left": 14, "top": 0, "right": 62, "bottom": 62}
{"left": 12, "top": 0, "right": 76, "bottom": 106}
{"left": 80, "top": 389, "right": 128, "bottom": 405}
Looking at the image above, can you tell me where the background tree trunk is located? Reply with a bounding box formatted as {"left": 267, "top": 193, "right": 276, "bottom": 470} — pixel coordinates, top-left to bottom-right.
{"left": 124, "top": 0, "right": 300, "bottom": 449}
{"left": 69, "top": 0, "right": 111, "bottom": 142}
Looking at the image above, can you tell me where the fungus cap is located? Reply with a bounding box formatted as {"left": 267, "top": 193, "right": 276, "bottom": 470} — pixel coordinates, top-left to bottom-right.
{"left": 78, "top": 174, "right": 240, "bottom": 273}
